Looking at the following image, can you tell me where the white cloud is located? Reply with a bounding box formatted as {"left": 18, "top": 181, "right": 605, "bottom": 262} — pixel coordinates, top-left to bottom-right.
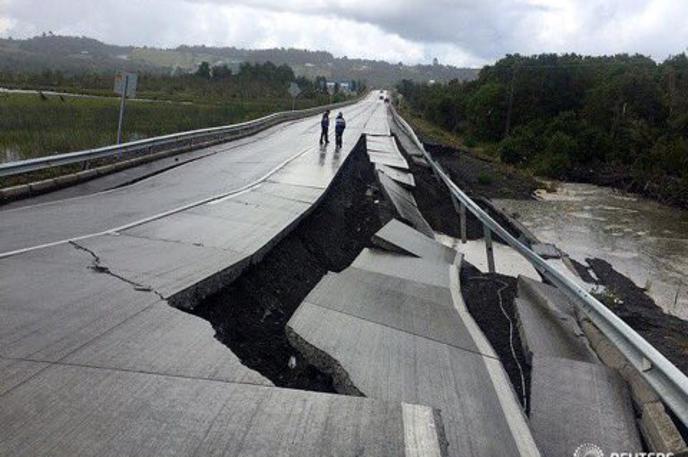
{"left": 0, "top": 0, "right": 687, "bottom": 66}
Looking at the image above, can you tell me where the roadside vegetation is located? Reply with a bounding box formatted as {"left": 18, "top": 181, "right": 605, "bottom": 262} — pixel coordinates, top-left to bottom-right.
{"left": 397, "top": 53, "right": 688, "bottom": 207}
{"left": 0, "top": 61, "right": 363, "bottom": 162}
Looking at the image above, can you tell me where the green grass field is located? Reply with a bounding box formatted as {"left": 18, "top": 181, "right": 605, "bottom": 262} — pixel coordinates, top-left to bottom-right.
{"left": 0, "top": 92, "right": 323, "bottom": 162}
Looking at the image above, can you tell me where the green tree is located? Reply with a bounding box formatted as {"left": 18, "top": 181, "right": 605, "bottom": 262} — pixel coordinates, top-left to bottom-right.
{"left": 195, "top": 61, "right": 211, "bottom": 79}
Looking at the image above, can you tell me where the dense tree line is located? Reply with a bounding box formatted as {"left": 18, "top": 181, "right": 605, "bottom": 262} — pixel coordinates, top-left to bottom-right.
{"left": 0, "top": 35, "right": 477, "bottom": 89}
{"left": 397, "top": 53, "right": 688, "bottom": 205}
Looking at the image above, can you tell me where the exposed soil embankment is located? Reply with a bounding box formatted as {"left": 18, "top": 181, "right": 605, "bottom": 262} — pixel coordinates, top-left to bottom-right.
{"left": 424, "top": 143, "right": 539, "bottom": 201}
{"left": 567, "top": 163, "right": 688, "bottom": 210}
{"left": 408, "top": 131, "right": 688, "bottom": 380}
{"left": 395, "top": 136, "right": 531, "bottom": 244}
{"left": 190, "top": 141, "right": 392, "bottom": 392}
{"left": 395, "top": 123, "right": 688, "bottom": 409}
{"left": 580, "top": 258, "right": 688, "bottom": 376}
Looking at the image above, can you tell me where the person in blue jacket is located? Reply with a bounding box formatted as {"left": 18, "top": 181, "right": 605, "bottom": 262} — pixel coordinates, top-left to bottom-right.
{"left": 319, "top": 110, "right": 330, "bottom": 145}
{"left": 335, "top": 112, "right": 346, "bottom": 148}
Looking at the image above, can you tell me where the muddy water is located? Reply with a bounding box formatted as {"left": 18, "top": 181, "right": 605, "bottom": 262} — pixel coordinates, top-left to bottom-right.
{"left": 495, "top": 182, "right": 688, "bottom": 319}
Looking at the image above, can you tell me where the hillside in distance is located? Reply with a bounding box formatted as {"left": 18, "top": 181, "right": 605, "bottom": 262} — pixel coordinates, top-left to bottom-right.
{"left": 0, "top": 34, "right": 478, "bottom": 86}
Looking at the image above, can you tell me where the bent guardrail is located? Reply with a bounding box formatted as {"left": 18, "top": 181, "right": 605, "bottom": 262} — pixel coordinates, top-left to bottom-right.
{"left": 0, "top": 97, "right": 362, "bottom": 179}
{"left": 390, "top": 105, "right": 688, "bottom": 427}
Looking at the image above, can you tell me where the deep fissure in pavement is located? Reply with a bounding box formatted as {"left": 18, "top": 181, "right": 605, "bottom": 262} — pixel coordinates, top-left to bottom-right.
{"left": 190, "top": 140, "right": 392, "bottom": 392}
{"left": 459, "top": 263, "right": 531, "bottom": 412}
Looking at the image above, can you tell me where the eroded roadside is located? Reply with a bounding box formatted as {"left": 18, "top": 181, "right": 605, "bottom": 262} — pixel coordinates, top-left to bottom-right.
{"left": 404, "top": 136, "right": 688, "bottom": 380}
{"left": 188, "top": 141, "right": 393, "bottom": 391}
{"left": 393, "top": 131, "right": 532, "bottom": 409}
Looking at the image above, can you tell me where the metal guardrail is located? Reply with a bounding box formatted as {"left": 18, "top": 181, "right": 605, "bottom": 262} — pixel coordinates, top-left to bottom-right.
{"left": 391, "top": 105, "right": 688, "bottom": 427}
{"left": 0, "top": 97, "right": 361, "bottom": 178}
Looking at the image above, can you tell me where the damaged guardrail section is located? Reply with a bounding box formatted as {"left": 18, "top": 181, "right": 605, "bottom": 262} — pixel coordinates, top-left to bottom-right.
{"left": 390, "top": 105, "right": 688, "bottom": 428}
{"left": 0, "top": 97, "right": 362, "bottom": 179}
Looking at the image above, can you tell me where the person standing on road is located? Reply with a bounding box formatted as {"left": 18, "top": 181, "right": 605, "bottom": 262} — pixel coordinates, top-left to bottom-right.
{"left": 320, "top": 110, "right": 330, "bottom": 145}
{"left": 335, "top": 112, "right": 346, "bottom": 148}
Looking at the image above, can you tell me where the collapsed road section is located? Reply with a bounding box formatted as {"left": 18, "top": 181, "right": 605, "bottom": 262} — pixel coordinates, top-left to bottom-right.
{"left": 189, "top": 140, "right": 394, "bottom": 392}
{"left": 389, "top": 106, "right": 682, "bottom": 455}
{"left": 0, "top": 95, "right": 663, "bottom": 457}
{"left": 1, "top": 96, "right": 456, "bottom": 457}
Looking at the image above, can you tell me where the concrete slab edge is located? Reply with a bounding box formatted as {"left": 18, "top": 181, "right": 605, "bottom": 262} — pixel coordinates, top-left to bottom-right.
{"left": 516, "top": 277, "right": 597, "bottom": 358}
{"left": 166, "top": 256, "right": 252, "bottom": 310}
{"left": 370, "top": 232, "right": 421, "bottom": 258}
{"left": 512, "top": 298, "right": 535, "bottom": 366}
{"left": 165, "top": 137, "right": 365, "bottom": 310}
{"left": 402, "top": 403, "right": 450, "bottom": 457}
{"left": 579, "top": 315, "right": 688, "bottom": 454}
{"left": 285, "top": 321, "right": 365, "bottom": 397}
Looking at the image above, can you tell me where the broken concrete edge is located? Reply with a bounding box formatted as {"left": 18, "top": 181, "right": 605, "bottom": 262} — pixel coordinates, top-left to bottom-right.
{"left": 517, "top": 277, "right": 595, "bottom": 353}
{"left": 391, "top": 115, "right": 685, "bottom": 453}
{"left": 165, "top": 137, "right": 368, "bottom": 311}
{"left": 578, "top": 315, "right": 688, "bottom": 453}
{"left": 0, "top": 119, "right": 291, "bottom": 205}
{"left": 285, "top": 323, "right": 365, "bottom": 397}
{"left": 370, "top": 232, "right": 421, "bottom": 258}
{"left": 640, "top": 402, "right": 688, "bottom": 455}
{"left": 512, "top": 298, "right": 535, "bottom": 367}
{"left": 518, "top": 276, "right": 686, "bottom": 452}
{"left": 167, "top": 255, "right": 253, "bottom": 310}
{"left": 429, "top": 407, "right": 451, "bottom": 457}
{"left": 374, "top": 170, "right": 434, "bottom": 238}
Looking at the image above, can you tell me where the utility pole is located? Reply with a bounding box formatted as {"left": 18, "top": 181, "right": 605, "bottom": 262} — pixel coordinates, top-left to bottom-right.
{"left": 668, "top": 67, "right": 676, "bottom": 118}
{"left": 504, "top": 62, "right": 518, "bottom": 138}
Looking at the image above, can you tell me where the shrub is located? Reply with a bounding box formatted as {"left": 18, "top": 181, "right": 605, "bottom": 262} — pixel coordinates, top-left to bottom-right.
{"left": 477, "top": 173, "right": 494, "bottom": 185}
{"left": 532, "top": 131, "right": 576, "bottom": 178}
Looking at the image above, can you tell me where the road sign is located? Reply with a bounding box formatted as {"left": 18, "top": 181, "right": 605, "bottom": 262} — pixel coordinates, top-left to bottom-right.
{"left": 288, "top": 82, "right": 301, "bottom": 98}
{"left": 114, "top": 72, "right": 137, "bottom": 98}
{"left": 289, "top": 82, "right": 301, "bottom": 110}
{"left": 114, "top": 72, "right": 137, "bottom": 144}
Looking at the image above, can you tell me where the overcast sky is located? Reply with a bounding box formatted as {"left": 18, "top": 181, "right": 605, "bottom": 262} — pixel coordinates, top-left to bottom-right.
{"left": 1, "top": 0, "right": 687, "bottom": 67}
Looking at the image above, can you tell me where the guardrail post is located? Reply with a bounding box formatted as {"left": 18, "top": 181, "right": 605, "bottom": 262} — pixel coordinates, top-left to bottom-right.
{"left": 460, "top": 203, "right": 467, "bottom": 244}
{"left": 483, "top": 224, "right": 495, "bottom": 273}
{"left": 450, "top": 194, "right": 468, "bottom": 244}
{"left": 431, "top": 166, "right": 441, "bottom": 183}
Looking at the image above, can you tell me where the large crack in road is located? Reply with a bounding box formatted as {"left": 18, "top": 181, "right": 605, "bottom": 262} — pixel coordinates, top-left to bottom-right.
{"left": 69, "top": 240, "right": 166, "bottom": 301}
{"left": 187, "top": 141, "right": 394, "bottom": 392}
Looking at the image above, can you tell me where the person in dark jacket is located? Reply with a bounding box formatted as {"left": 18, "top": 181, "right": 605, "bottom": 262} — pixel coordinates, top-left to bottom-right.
{"left": 335, "top": 112, "right": 346, "bottom": 148}
{"left": 319, "top": 110, "right": 330, "bottom": 145}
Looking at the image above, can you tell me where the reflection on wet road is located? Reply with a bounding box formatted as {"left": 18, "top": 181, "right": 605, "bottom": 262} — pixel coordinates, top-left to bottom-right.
{"left": 495, "top": 182, "right": 688, "bottom": 319}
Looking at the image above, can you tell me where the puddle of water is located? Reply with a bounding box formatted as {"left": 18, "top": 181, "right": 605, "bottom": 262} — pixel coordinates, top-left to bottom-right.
{"left": 496, "top": 182, "right": 688, "bottom": 319}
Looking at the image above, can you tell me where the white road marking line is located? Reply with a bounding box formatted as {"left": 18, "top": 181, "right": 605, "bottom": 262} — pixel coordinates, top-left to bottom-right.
{"left": 0, "top": 146, "right": 315, "bottom": 259}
